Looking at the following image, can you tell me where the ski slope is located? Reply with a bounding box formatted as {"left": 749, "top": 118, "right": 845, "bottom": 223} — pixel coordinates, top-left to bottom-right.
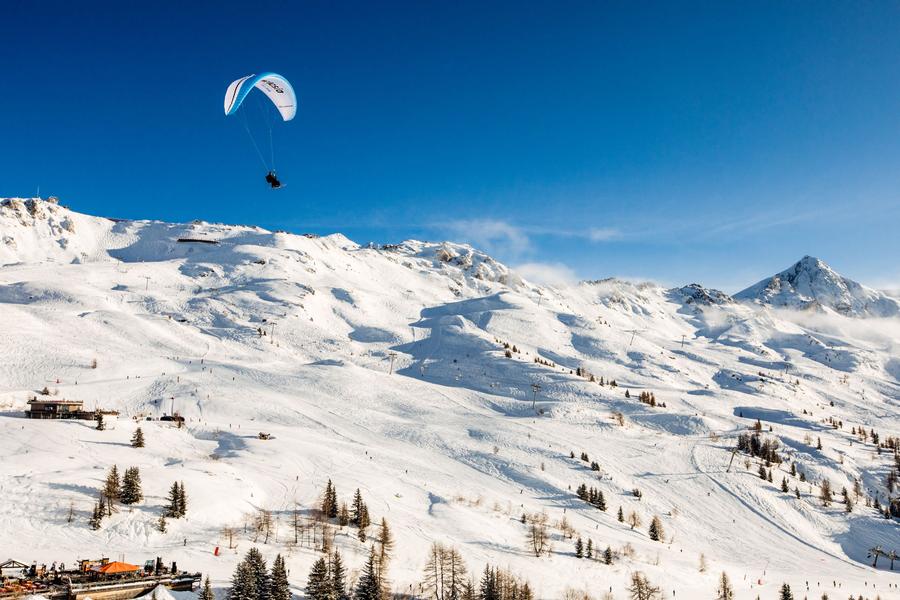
{"left": 1, "top": 198, "right": 898, "bottom": 599}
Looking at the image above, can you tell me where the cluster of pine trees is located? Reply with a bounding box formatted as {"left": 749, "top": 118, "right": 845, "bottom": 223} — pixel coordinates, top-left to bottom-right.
{"left": 575, "top": 484, "right": 606, "bottom": 511}
{"left": 228, "top": 548, "right": 290, "bottom": 600}
{"left": 634, "top": 390, "right": 665, "bottom": 408}
{"left": 91, "top": 465, "right": 143, "bottom": 529}
{"left": 158, "top": 480, "right": 189, "bottom": 530}
{"left": 737, "top": 431, "right": 783, "bottom": 463}
{"left": 321, "top": 481, "right": 372, "bottom": 541}
{"left": 305, "top": 551, "right": 347, "bottom": 599}
{"left": 572, "top": 451, "right": 600, "bottom": 472}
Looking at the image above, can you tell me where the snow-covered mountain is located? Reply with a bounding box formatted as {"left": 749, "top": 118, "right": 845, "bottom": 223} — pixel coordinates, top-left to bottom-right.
{"left": 1, "top": 199, "right": 898, "bottom": 599}
{"left": 735, "top": 255, "right": 900, "bottom": 318}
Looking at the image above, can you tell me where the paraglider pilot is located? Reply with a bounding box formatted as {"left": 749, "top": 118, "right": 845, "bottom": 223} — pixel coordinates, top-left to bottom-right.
{"left": 265, "top": 171, "right": 282, "bottom": 189}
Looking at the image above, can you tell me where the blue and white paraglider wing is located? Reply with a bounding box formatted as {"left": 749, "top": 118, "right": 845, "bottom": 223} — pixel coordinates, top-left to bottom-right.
{"left": 224, "top": 73, "right": 296, "bottom": 121}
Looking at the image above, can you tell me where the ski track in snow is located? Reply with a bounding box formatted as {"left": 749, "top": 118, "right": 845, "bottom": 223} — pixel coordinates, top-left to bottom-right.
{"left": 0, "top": 199, "right": 898, "bottom": 599}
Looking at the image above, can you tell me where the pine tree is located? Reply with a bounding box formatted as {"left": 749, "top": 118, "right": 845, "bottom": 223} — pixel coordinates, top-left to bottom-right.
{"left": 89, "top": 501, "right": 102, "bottom": 530}
{"left": 158, "top": 514, "right": 167, "bottom": 533}
{"left": 648, "top": 515, "right": 663, "bottom": 541}
{"left": 97, "top": 494, "right": 106, "bottom": 521}
{"left": 617, "top": 506, "right": 624, "bottom": 522}
{"left": 270, "top": 554, "right": 290, "bottom": 600}
{"left": 131, "top": 427, "right": 145, "bottom": 448}
{"left": 353, "top": 547, "right": 381, "bottom": 600}
{"left": 200, "top": 577, "right": 214, "bottom": 600}
{"left": 229, "top": 556, "right": 257, "bottom": 600}
{"left": 819, "top": 479, "right": 833, "bottom": 506}
{"left": 331, "top": 551, "right": 347, "bottom": 600}
{"left": 351, "top": 488, "right": 366, "bottom": 526}
{"left": 603, "top": 546, "right": 613, "bottom": 565}
{"left": 103, "top": 465, "right": 120, "bottom": 516}
{"left": 338, "top": 503, "right": 350, "bottom": 527}
{"left": 715, "top": 572, "right": 734, "bottom": 600}
{"left": 585, "top": 539, "right": 593, "bottom": 559}
{"left": 166, "top": 482, "right": 181, "bottom": 518}
{"left": 244, "top": 548, "right": 270, "bottom": 600}
{"left": 779, "top": 583, "right": 794, "bottom": 600}
{"left": 376, "top": 518, "right": 394, "bottom": 577}
{"left": 322, "top": 480, "right": 336, "bottom": 519}
{"left": 305, "top": 558, "right": 329, "bottom": 600}
{"left": 96, "top": 412, "right": 105, "bottom": 431}
{"left": 758, "top": 464, "right": 767, "bottom": 480}
{"left": 479, "top": 566, "right": 498, "bottom": 600}
{"left": 120, "top": 467, "right": 143, "bottom": 504}
{"left": 574, "top": 537, "right": 583, "bottom": 558}
{"left": 178, "top": 481, "right": 188, "bottom": 517}
{"left": 781, "top": 477, "right": 789, "bottom": 493}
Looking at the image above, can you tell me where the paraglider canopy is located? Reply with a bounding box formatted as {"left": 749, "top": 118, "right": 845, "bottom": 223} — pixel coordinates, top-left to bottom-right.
{"left": 224, "top": 73, "right": 296, "bottom": 121}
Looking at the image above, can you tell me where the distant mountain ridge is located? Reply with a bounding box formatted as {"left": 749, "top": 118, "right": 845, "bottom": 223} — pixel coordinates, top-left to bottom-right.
{"left": 734, "top": 255, "right": 900, "bottom": 318}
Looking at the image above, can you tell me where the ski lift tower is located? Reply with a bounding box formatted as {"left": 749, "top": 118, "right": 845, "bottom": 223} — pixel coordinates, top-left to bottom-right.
{"left": 624, "top": 329, "right": 646, "bottom": 347}
{"left": 530, "top": 383, "right": 542, "bottom": 410}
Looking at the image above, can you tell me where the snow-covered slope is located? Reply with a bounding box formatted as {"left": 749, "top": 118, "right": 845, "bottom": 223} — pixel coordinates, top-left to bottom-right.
{"left": 735, "top": 255, "right": 900, "bottom": 318}
{"left": 1, "top": 200, "right": 898, "bottom": 599}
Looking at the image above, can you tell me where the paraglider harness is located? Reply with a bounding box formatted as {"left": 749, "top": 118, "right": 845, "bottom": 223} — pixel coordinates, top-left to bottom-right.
{"left": 265, "top": 171, "right": 283, "bottom": 189}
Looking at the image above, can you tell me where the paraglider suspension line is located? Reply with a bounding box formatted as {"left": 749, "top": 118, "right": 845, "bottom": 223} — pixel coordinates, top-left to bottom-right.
{"left": 241, "top": 108, "right": 269, "bottom": 171}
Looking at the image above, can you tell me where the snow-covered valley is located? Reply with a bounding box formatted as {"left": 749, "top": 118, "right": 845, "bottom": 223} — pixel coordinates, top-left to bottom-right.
{"left": 1, "top": 198, "right": 898, "bottom": 599}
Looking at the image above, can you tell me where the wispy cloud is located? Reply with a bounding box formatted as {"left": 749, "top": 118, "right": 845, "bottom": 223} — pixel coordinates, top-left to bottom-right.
{"left": 588, "top": 227, "right": 622, "bottom": 242}
{"left": 443, "top": 219, "right": 532, "bottom": 258}
{"left": 514, "top": 261, "right": 578, "bottom": 285}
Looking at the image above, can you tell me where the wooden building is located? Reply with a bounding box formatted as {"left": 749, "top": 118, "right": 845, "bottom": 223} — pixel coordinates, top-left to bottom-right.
{"left": 0, "top": 559, "right": 28, "bottom": 579}
{"left": 25, "top": 399, "right": 84, "bottom": 419}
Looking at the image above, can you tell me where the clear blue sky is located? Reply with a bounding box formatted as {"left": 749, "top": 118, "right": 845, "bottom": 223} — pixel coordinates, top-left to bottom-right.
{"left": 4, "top": 1, "right": 900, "bottom": 291}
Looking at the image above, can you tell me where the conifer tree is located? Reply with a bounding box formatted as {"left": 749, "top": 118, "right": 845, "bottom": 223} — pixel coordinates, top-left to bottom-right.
{"left": 353, "top": 547, "right": 381, "bottom": 600}
{"left": 166, "top": 482, "right": 181, "bottom": 518}
{"left": 200, "top": 577, "right": 214, "bottom": 600}
{"left": 781, "top": 477, "right": 789, "bottom": 493}
{"left": 479, "top": 566, "right": 498, "bottom": 600}
{"left": 158, "top": 515, "right": 167, "bottom": 533}
{"left": 338, "top": 503, "right": 350, "bottom": 527}
{"left": 270, "top": 554, "right": 290, "bottom": 600}
{"left": 585, "top": 538, "right": 593, "bottom": 559}
{"left": 245, "top": 548, "right": 270, "bottom": 600}
{"left": 715, "top": 572, "right": 734, "bottom": 600}
{"left": 779, "top": 583, "right": 794, "bottom": 600}
{"left": 131, "top": 427, "right": 145, "bottom": 448}
{"left": 178, "top": 481, "right": 188, "bottom": 516}
{"left": 120, "top": 466, "right": 143, "bottom": 504}
{"left": 351, "top": 488, "right": 366, "bottom": 526}
{"left": 648, "top": 515, "right": 663, "bottom": 541}
{"left": 103, "top": 465, "right": 120, "bottom": 516}
{"left": 604, "top": 546, "right": 613, "bottom": 565}
{"left": 322, "top": 480, "right": 337, "bottom": 519}
{"left": 331, "top": 551, "right": 348, "bottom": 600}
{"left": 229, "top": 556, "right": 257, "bottom": 600}
{"left": 305, "top": 558, "right": 329, "bottom": 600}
{"left": 376, "top": 518, "right": 394, "bottom": 575}
{"left": 819, "top": 479, "right": 833, "bottom": 506}
{"left": 627, "top": 572, "right": 660, "bottom": 600}
{"left": 617, "top": 506, "right": 624, "bottom": 522}
{"left": 89, "top": 501, "right": 102, "bottom": 530}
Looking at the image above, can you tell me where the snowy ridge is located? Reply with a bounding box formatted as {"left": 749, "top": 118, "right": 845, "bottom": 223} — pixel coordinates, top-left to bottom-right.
{"left": 735, "top": 255, "right": 900, "bottom": 318}
{"left": 0, "top": 199, "right": 898, "bottom": 599}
